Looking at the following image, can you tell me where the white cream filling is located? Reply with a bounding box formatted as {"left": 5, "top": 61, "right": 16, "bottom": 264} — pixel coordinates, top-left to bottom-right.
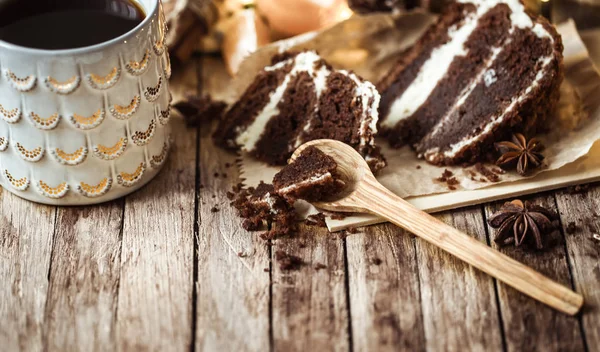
{"left": 430, "top": 54, "right": 554, "bottom": 161}
{"left": 236, "top": 51, "right": 324, "bottom": 151}
{"left": 382, "top": 0, "right": 542, "bottom": 128}
{"left": 344, "top": 71, "right": 381, "bottom": 148}
{"left": 237, "top": 50, "right": 380, "bottom": 153}
{"left": 427, "top": 45, "right": 504, "bottom": 139}
{"left": 277, "top": 173, "right": 332, "bottom": 195}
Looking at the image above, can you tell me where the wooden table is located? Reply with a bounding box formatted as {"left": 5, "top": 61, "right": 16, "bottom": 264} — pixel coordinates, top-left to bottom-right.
{"left": 1, "top": 52, "right": 599, "bottom": 352}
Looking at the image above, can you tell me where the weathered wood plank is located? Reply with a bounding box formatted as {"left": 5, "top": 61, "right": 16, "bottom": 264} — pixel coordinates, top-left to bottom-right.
{"left": 271, "top": 224, "right": 349, "bottom": 352}
{"left": 346, "top": 223, "right": 425, "bottom": 351}
{"left": 415, "top": 207, "right": 504, "bottom": 351}
{"left": 116, "top": 102, "right": 196, "bottom": 350}
{"left": 0, "top": 191, "right": 56, "bottom": 351}
{"left": 484, "top": 195, "right": 584, "bottom": 352}
{"left": 43, "top": 202, "right": 123, "bottom": 351}
{"left": 195, "top": 56, "right": 270, "bottom": 351}
{"left": 555, "top": 184, "right": 600, "bottom": 348}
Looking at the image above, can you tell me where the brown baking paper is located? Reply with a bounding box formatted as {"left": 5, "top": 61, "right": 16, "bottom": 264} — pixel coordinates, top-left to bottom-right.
{"left": 235, "top": 17, "right": 600, "bottom": 228}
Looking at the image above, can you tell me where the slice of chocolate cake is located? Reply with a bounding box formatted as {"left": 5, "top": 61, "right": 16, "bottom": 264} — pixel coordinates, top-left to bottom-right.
{"left": 273, "top": 146, "right": 345, "bottom": 202}
{"left": 214, "top": 51, "right": 386, "bottom": 172}
{"left": 378, "top": 0, "right": 563, "bottom": 165}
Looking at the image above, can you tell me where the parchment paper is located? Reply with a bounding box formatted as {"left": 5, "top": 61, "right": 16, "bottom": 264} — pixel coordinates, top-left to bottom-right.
{"left": 234, "top": 18, "right": 600, "bottom": 228}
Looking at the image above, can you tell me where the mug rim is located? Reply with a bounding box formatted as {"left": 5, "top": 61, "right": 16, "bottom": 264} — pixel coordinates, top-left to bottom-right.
{"left": 0, "top": 0, "right": 159, "bottom": 56}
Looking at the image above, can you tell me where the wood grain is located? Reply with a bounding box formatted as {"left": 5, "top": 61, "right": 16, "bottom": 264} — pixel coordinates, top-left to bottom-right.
{"left": 484, "top": 195, "right": 585, "bottom": 352}
{"left": 346, "top": 223, "right": 425, "bottom": 351}
{"left": 116, "top": 110, "right": 196, "bottom": 350}
{"left": 271, "top": 223, "right": 349, "bottom": 352}
{"left": 0, "top": 192, "right": 56, "bottom": 351}
{"left": 195, "top": 126, "right": 270, "bottom": 351}
{"left": 555, "top": 185, "right": 600, "bottom": 348}
{"left": 195, "top": 56, "right": 270, "bottom": 352}
{"left": 44, "top": 203, "right": 124, "bottom": 351}
{"left": 415, "top": 207, "right": 503, "bottom": 351}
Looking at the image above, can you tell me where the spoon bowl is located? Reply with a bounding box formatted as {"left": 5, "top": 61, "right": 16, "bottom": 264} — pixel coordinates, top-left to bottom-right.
{"left": 290, "top": 139, "right": 377, "bottom": 212}
{"left": 291, "top": 139, "right": 583, "bottom": 315}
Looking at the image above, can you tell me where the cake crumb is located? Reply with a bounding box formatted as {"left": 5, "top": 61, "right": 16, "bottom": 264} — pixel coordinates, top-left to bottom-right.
{"left": 566, "top": 222, "right": 578, "bottom": 234}
{"left": 275, "top": 250, "right": 304, "bottom": 271}
{"left": 371, "top": 257, "right": 383, "bottom": 265}
{"left": 237, "top": 251, "right": 246, "bottom": 257}
{"left": 173, "top": 94, "right": 227, "bottom": 127}
{"left": 226, "top": 191, "right": 235, "bottom": 200}
{"left": 475, "top": 163, "right": 500, "bottom": 182}
{"left": 567, "top": 184, "right": 590, "bottom": 194}
{"left": 213, "top": 172, "right": 219, "bottom": 178}
{"left": 306, "top": 213, "right": 327, "bottom": 228}
{"left": 436, "top": 169, "right": 454, "bottom": 182}
{"left": 211, "top": 206, "right": 219, "bottom": 213}
{"left": 448, "top": 185, "right": 457, "bottom": 191}
{"left": 416, "top": 165, "right": 422, "bottom": 169}
{"left": 314, "top": 263, "right": 327, "bottom": 271}
{"left": 263, "top": 268, "right": 269, "bottom": 272}
{"left": 225, "top": 162, "right": 231, "bottom": 168}
{"left": 331, "top": 213, "right": 347, "bottom": 220}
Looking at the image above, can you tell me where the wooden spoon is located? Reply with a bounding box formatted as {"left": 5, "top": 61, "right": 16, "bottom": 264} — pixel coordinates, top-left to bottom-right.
{"left": 291, "top": 139, "right": 583, "bottom": 315}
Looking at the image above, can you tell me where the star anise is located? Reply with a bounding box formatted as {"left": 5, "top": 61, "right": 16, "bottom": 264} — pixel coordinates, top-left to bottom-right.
{"left": 495, "top": 133, "right": 544, "bottom": 175}
{"left": 488, "top": 200, "right": 556, "bottom": 249}
{"left": 173, "top": 94, "right": 227, "bottom": 127}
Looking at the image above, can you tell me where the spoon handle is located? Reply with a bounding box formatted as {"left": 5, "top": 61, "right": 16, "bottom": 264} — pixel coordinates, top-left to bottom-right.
{"left": 362, "top": 180, "right": 583, "bottom": 315}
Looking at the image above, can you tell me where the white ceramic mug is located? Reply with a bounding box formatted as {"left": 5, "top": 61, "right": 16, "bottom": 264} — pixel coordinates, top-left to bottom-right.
{"left": 0, "top": 0, "right": 172, "bottom": 205}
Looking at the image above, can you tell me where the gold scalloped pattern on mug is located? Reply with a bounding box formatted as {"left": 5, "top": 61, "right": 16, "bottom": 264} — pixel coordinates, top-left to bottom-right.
{"left": 3, "top": 169, "right": 29, "bottom": 191}
{"left": 153, "top": 20, "right": 166, "bottom": 57}
{"left": 14, "top": 142, "right": 44, "bottom": 162}
{"left": 117, "top": 162, "right": 146, "bottom": 187}
{"left": 0, "top": 137, "right": 8, "bottom": 151}
{"left": 162, "top": 53, "right": 172, "bottom": 79}
{"left": 158, "top": 105, "right": 171, "bottom": 125}
{"left": 69, "top": 109, "right": 105, "bottom": 130}
{"left": 150, "top": 141, "right": 169, "bottom": 169}
{"left": 86, "top": 67, "right": 121, "bottom": 90}
{"left": 51, "top": 146, "right": 88, "bottom": 166}
{"left": 77, "top": 178, "right": 112, "bottom": 198}
{"left": 144, "top": 76, "right": 162, "bottom": 102}
{"left": 77, "top": 177, "right": 112, "bottom": 198}
{"left": 5, "top": 70, "right": 36, "bottom": 92}
{"left": 131, "top": 119, "right": 156, "bottom": 146}
{"left": 29, "top": 112, "right": 61, "bottom": 130}
{"left": 125, "top": 49, "right": 151, "bottom": 76}
{"left": 0, "top": 104, "right": 21, "bottom": 123}
{"left": 44, "top": 75, "right": 81, "bottom": 95}
{"left": 110, "top": 96, "right": 140, "bottom": 120}
{"left": 93, "top": 137, "right": 127, "bottom": 161}
{"left": 36, "top": 180, "right": 69, "bottom": 199}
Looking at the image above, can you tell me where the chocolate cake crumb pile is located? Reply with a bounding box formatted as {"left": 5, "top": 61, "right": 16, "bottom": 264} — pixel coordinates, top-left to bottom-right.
{"left": 275, "top": 250, "right": 304, "bottom": 271}
{"left": 305, "top": 213, "right": 327, "bottom": 228}
{"left": 436, "top": 169, "right": 460, "bottom": 190}
{"left": 173, "top": 94, "right": 227, "bottom": 127}
{"left": 474, "top": 163, "right": 501, "bottom": 183}
{"left": 229, "top": 147, "right": 348, "bottom": 240}
{"left": 331, "top": 213, "right": 347, "bottom": 220}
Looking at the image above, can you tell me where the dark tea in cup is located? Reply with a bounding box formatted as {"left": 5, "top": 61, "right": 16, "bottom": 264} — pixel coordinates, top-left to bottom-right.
{"left": 0, "top": 0, "right": 146, "bottom": 50}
